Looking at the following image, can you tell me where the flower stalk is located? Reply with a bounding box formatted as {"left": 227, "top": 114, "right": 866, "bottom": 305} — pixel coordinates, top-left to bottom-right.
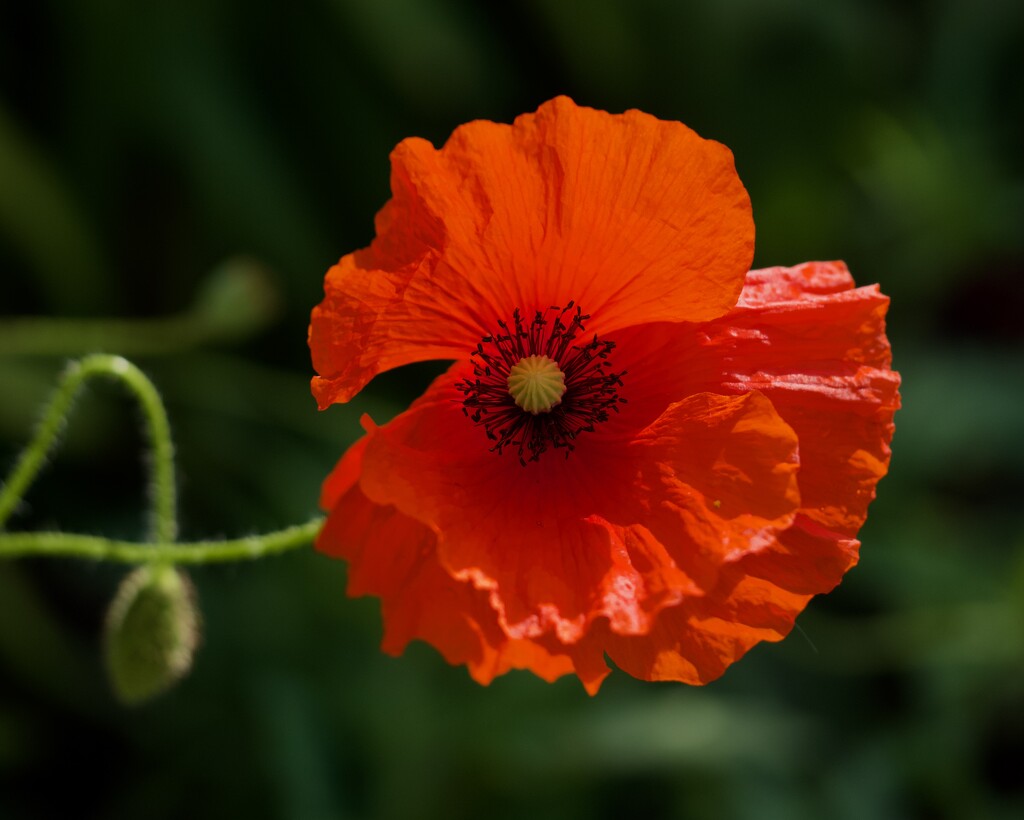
{"left": 0, "top": 353, "right": 323, "bottom": 564}
{"left": 0, "top": 354, "right": 177, "bottom": 540}
{"left": 0, "top": 518, "right": 323, "bottom": 564}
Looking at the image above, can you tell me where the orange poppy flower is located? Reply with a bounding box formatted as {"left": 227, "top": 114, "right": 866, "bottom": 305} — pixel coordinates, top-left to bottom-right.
{"left": 309, "top": 97, "right": 900, "bottom": 692}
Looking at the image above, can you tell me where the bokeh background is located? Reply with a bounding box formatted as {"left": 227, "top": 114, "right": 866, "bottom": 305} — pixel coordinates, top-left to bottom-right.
{"left": 2, "top": 1, "right": 1023, "bottom": 818}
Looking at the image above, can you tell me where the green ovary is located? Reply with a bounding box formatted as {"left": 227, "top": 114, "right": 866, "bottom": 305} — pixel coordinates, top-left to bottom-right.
{"left": 507, "top": 355, "right": 566, "bottom": 414}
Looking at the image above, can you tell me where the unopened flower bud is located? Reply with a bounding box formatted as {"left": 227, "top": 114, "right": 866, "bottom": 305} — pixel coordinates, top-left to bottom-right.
{"left": 190, "top": 256, "right": 279, "bottom": 339}
{"left": 104, "top": 564, "right": 199, "bottom": 705}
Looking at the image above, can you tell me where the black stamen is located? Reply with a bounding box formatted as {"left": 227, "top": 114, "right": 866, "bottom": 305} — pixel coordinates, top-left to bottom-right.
{"left": 455, "top": 305, "right": 625, "bottom": 465}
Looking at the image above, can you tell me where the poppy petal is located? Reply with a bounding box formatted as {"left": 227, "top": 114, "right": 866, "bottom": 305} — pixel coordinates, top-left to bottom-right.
{"left": 602, "top": 603, "right": 790, "bottom": 685}
{"left": 354, "top": 368, "right": 800, "bottom": 647}
{"left": 712, "top": 262, "right": 900, "bottom": 547}
{"left": 555, "top": 558, "right": 811, "bottom": 687}
{"left": 309, "top": 97, "right": 753, "bottom": 407}
{"left": 318, "top": 440, "right": 577, "bottom": 686}
{"left": 532, "top": 261, "right": 899, "bottom": 686}
{"left": 606, "top": 260, "right": 898, "bottom": 577}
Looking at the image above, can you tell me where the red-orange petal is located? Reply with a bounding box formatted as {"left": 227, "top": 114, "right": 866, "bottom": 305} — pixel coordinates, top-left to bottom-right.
{"left": 317, "top": 438, "right": 577, "bottom": 686}
{"left": 353, "top": 367, "right": 800, "bottom": 647}
{"left": 584, "top": 539, "right": 817, "bottom": 685}
{"left": 711, "top": 261, "right": 900, "bottom": 544}
{"left": 608, "top": 260, "right": 898, "bottom": 541}
{"left": 554, "top": 262, "right": 898, "bottom": 685}
{"left": 309, "top": 97, "right": 753, "bottom": 407}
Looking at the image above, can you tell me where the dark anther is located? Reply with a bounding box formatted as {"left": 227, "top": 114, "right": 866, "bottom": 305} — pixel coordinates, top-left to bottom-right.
{"left": 455, "top": 304, "right": 625, "bottom": 465}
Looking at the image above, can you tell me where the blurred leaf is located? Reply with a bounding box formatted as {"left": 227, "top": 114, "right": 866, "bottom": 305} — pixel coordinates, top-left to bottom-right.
{"left": 526, "top": 0, "right": 643, "bottom": 99}
{"left": 807, "top": 600, "right": 1024, "bottom": 674}
{"left": 250, "top": 671, "right": 348, "bottom": 820}
{"left": 0, "top": 104, "right": 110, "bottom": 312}
{"left": 326, "top": 0, "right": 493, "bottom": 111}
{"left": 0, "top": 565, "right": 107, "bottom": 716}
{"left": 0, "top": 256, "right": 281, "bottom": 357}
{"left": 895, "top": 346, "right": 1024, "bottom": 477}
{"left": 849, "top": 111, "right": 1023, "bottom": 301}
{"left": 506, "top": 691, "right": 815, "bottom": 774}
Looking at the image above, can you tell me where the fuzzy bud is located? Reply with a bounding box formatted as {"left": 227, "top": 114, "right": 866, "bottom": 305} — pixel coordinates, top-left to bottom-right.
{"left": 104, "top": 564, "right": 200, "bottom": 705}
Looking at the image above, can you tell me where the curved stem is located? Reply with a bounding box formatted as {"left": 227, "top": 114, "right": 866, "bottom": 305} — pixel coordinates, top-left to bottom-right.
{"left": 0, "top": 355, "right": 177, "bottom": 542}
{"left": 0, "top": 516, "right": 323, "bottom": 564}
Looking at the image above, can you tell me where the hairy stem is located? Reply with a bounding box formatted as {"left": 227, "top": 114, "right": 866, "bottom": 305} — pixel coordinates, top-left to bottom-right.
{"left": 0, "top": 354, "right": 177, "bottom": 542}
{"left": 0, "top": 517, "right": 323, "bottom": 564}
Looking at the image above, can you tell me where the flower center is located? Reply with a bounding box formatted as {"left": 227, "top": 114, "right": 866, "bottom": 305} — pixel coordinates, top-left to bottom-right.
{"left": 507, "top": 355, "right": 566, "bottom": 414}
{"left": 456, "top": 302, "right": 626, "bottom": 465}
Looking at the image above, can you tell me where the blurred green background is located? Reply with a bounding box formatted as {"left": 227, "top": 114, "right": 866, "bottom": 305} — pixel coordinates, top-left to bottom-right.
{"left": 2, "top": 1, "right": 1023, "bottom": 818}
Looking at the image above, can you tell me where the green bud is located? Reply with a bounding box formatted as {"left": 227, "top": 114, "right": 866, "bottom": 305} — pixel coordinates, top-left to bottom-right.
{"left": 190, "top": 256, "right": 280, "bottom": 339}
{"left": 104, "top": 564, "right": 200, "bottom": 705}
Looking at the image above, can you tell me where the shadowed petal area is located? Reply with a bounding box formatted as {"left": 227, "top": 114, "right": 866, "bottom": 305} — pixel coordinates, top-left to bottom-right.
{"left": 353, "top": 368, "right": 800, "bottom": 648}
{"left": 309, "top": 96, "right": 753, "bottom": 407}
{"left": 317, "top": 434, "right": 576, "bottom": 686}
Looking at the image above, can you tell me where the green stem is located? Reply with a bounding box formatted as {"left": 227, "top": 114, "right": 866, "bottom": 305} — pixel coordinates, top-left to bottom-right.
{"left": 0, "top": 516, "right": 323, "bottom": 564}
{"left": 0, "top": 315, "right": 202, "bottom": 357}
{"left": 0, "top": 258, "right": 278, "bottom": 357}
{"left": 0, "top": 354, "right": 177, "bottom": 542}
